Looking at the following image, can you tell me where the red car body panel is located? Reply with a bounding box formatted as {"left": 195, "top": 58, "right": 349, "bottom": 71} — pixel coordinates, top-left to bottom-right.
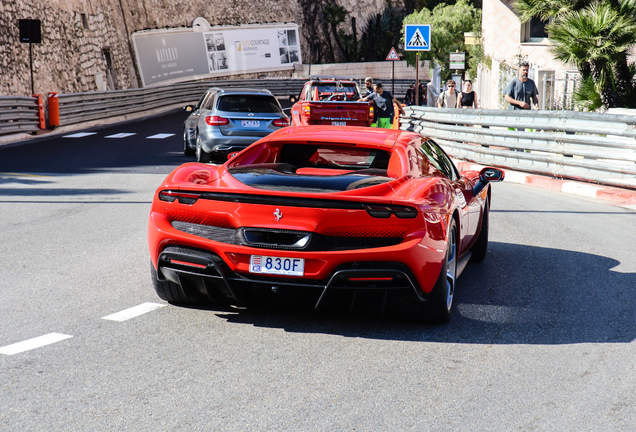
{"left": 148, "top": 126, "right": 497, "bottom": 306}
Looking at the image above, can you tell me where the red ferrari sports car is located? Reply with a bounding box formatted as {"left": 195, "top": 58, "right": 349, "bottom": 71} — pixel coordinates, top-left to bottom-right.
{"left": 148, "top": 126, "right": 504, "bottom": 323}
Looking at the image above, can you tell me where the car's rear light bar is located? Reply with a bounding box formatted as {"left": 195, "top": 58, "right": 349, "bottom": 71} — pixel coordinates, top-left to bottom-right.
{"left": 205, "top": 115, "right": 229, "bottom": 126}
{"left": 159, "top": 191, "right": 201, "bottom": 205}
{"left": 363, "top": 204, "right": 417, "bottom": 219}
{"left": 273, "top": 118, "right": 290, "bottom": 127}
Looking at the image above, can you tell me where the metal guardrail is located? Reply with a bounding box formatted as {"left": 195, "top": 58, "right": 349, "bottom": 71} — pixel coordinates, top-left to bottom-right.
{"left": 0, "top": 96, "right": 41, "bottom": 136}
{"left": 401, "top": 106, "right": 636, "bottom": 189}
{"left": 56, "top": 79, "right": 309, "bottom": 126}
{"left": 55, "top": 77, "right": 417, "bottom": 127}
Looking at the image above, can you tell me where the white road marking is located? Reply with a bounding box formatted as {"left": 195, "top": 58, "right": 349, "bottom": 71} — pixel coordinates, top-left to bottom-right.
{"left": 101, "top": 302, "right": 166, "bottom": 322}
{"left": 63, "top": 132, "right": 97, "bottom": 138}
{"left": 146, "top": 133, "right": 175, "bottom": 139}
{"left": 105, "top": 133, "right": 136, "bottom": 139}
{"left": 0, "top": 333, "right": 73, "bottom": 356}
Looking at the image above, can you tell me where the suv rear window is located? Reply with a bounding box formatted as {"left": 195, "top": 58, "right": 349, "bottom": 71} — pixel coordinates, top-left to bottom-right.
{"left": 217, "top": 95, "right": 282, "bottom": 113}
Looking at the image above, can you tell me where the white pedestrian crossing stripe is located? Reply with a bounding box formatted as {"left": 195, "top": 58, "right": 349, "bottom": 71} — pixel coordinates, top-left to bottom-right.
{"left": 105, "top": 133, "right": 136, "bottom": 139}
{"left": 102, "top": 302, "right": 166, "bottom": 322}
{"left": 0, "top": 333, "right": 73, "bottom": 356}
{"left": 146, "top": 133, "right": 175, "bottom": 139}
{"left": 63, "top": 132, "right": 97, "bottom": 138}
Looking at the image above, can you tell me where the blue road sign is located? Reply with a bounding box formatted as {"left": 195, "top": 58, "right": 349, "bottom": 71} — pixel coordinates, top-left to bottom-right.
{"left": 404, "top": 24, "right": 431, "bottom": 51}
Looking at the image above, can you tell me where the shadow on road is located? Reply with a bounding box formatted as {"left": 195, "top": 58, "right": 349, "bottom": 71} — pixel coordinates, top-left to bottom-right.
{"left": 201, "top": 241, "right": 636, "bottom": 345}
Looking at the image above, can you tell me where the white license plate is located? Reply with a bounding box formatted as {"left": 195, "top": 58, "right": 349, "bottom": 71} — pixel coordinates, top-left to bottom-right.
{"left": 331, "top": 121, "right": 346, "bottom": 126}
{"left": 250, "top": 255, "right": 304, "bottom": 276}
{"left": 241, "top": 120, "right": 260, "bottom": 127}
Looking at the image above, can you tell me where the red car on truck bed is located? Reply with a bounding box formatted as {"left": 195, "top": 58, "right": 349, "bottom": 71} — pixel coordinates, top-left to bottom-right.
{"left": 291, "top": 79, "right": 374, "bottom": 127}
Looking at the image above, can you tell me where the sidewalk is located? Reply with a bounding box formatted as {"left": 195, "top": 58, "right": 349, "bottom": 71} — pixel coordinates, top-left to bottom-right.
{"left": 455, "top": 160, "right": 636, "bottom": 208}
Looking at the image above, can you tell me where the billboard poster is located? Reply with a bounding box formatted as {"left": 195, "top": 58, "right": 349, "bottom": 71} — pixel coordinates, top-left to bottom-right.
{"left": 132, "top": 24, "right": 301, "bottom": 87}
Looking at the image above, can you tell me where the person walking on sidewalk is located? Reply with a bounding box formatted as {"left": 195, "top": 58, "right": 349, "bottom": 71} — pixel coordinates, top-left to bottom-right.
{"left": 504, "top": 63, "right": 539, "bottom": 110}
{"left": 457, "top": 80, "right": 479, "bottom": 109}
{"left": 437, "top": 80, "right": 459, "bottom": 108}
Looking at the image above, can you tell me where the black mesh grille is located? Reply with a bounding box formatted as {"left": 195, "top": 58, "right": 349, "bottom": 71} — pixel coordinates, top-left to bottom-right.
{"left": 171, "top": 221, "right": 403, "bottom": 251}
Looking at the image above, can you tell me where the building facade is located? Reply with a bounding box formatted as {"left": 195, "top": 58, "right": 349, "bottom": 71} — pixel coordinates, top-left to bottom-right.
{"left": 478, "top": 0, "right": 578, "bottom": 110}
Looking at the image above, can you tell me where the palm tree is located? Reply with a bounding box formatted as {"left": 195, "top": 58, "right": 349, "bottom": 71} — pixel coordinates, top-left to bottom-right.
{"left": 548, "top": 2, "right": 636, "bottom": 107}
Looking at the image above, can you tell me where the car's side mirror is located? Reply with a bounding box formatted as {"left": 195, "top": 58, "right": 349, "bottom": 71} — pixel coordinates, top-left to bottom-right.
{"left": 183, "top": 105, "right": 194, "bottom": 112}
{"left": 479, "top": 167, "right": 505, "bottom": 182}
{"left": 473, "top": 167, "right": 505, "bottom": 195}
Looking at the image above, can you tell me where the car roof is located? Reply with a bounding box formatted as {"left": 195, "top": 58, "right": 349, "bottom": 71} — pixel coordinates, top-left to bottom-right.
{"left": 265, "top": 126, "right": 420, "bottom": 150}
{"left": 206, "top": 87, "right": 273, "bottom": 95}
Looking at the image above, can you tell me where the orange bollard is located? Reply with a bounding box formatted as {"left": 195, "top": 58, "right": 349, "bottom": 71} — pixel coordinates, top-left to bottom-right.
{"left": 47, "top": 92, "right": 59, "bottom": 128}
{"left": 32, "top": 94, "right": 45, "bottom": 130}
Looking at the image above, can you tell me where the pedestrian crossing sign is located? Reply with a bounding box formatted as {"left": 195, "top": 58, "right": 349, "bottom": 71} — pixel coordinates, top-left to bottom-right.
{"left": 404, "top": 24, "right": 431, "bottom": 51}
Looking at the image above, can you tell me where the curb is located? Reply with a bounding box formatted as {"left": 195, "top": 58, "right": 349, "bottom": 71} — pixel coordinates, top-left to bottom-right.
{"left": 454, "top": 160, "right": 636, "bottom": 206}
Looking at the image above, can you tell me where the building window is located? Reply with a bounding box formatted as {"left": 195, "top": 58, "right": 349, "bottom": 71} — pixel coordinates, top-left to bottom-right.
{"left": 81, "top": 13, "right": 89, "bottom": 30}
{"left": 521, "top": 16, "right": 549, "bottom": 42}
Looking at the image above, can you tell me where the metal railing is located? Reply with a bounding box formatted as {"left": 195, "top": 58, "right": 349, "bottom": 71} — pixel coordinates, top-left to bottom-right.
{"left": 0, "top": 96, "right": 41, "bottom": 136}
{"left": 401, "top": 106, "right": 636, "bottom": 189}
{"left": 56, "top": 79, "right": 308, "bottom": 126}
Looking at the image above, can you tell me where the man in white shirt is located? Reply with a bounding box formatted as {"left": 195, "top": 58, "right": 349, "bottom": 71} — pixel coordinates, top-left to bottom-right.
{"left": 437, "top": 80, "right": 459, "bottom": 108}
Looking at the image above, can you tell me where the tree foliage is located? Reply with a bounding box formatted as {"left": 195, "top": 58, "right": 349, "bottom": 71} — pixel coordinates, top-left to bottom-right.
{"left": 402, "top": 0, "right": 482, "bottom": 81}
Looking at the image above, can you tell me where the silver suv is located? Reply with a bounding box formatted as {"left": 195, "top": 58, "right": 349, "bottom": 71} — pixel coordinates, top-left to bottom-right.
{"left": 183, "top": 88, "right": 289, "bottom": 163}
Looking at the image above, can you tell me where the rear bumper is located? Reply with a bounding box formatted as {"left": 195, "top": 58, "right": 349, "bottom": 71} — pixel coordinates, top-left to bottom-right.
{"left": 148, "top": 211, "right": 446, "bottom": 299}
{"left": 156, "top": 244, "right": 426, "bottom": 310}
{"left": 199, "top": 130, "right": 267, "bottom": 153}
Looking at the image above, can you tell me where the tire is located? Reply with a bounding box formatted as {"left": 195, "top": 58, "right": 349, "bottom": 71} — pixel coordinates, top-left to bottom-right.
{"left": 196, "top": 135, "right": 212, "bottom": 163}
{"left": 150, "top": 261, "right": 208, "bottom": 305}
{"left": 469, "top": 197, "right": 489, "bottom": 263}
{"left": 401, "top": 218, "right": 458, "bottom": 323}
{"left": 183, "top": 128, "right": 195, "bottom": 156}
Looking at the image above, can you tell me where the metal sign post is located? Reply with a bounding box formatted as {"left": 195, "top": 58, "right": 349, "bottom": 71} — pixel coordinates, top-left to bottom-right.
{"left": 18, "top": 19, "right": 41, "bottom": 95}
{"left": 404, "top": 24, "right": 431, "bottom": 106}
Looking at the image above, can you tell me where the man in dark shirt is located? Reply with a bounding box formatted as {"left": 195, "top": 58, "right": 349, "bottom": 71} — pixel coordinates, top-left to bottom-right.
{"left": 362, "top": 82, "right": 405, "bottom": 128}
{"left": 504, "top": 63, "right": 539, "bottom": 110}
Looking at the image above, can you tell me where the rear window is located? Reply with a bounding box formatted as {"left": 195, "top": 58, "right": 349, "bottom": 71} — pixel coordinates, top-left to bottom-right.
{"left": 280, "top": 144, "right": 389, "bottom": 170}
{"left": 217, "top": 95, "right": 282, "bottom": 113}
{"left": 310, "top": 84, "right": 360, "bottom": 101}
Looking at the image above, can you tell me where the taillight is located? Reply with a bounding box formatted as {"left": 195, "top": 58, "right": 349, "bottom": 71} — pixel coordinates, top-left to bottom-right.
{"left": 273, "top": 118, "right": 290, "bottom": 127}
{"left": 363, "top": 204, "right": 417, "bottom": 219}
{"left": 304, "top": 105, "right": 311, "bottom": 119}
{"left": 205, "top": 116, "right": 229, "bottom": 126}
{"left": 158, "top": 191, "right": 201, "bottom": 205}
{"left": 369, "top": 105, "right": 374, "bottom": 121}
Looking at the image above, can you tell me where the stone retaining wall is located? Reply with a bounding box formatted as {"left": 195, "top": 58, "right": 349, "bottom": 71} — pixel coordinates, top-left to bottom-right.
{"left": 0, "top": 0, "right": 389, "bottom": 96}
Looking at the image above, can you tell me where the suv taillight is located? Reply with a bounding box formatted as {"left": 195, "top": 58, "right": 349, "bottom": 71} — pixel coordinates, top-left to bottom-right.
{"left": 273, "top": 118, "right": 290, "bottom": 127}
{"left": 205, "top": 116, "right": 229, "bottom": 126}
{"left": 304, "top": 105, "right": 311, "bottom": 119}
{"left": 368, "top": 105, "right": 374, "bottom": 121}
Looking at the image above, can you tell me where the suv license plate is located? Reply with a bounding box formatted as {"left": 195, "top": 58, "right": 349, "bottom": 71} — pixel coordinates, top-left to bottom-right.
{"left": 241, "top": 120, "right": 260, "bottom": 127}
{"left": 250, "top": 255, "right": 304, "bottom": 276}
{"left": 331, "top": 121, "right": 346, "bottom": 126}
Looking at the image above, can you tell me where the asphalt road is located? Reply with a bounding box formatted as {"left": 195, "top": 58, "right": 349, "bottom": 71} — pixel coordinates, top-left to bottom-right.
{"left": 1, "top": 109, "right": 635, "bottom": 431}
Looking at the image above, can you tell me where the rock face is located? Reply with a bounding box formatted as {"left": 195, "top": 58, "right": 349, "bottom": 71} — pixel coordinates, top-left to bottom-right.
{"left": 0, "top": 0, "right": 389, "bottom": 96}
